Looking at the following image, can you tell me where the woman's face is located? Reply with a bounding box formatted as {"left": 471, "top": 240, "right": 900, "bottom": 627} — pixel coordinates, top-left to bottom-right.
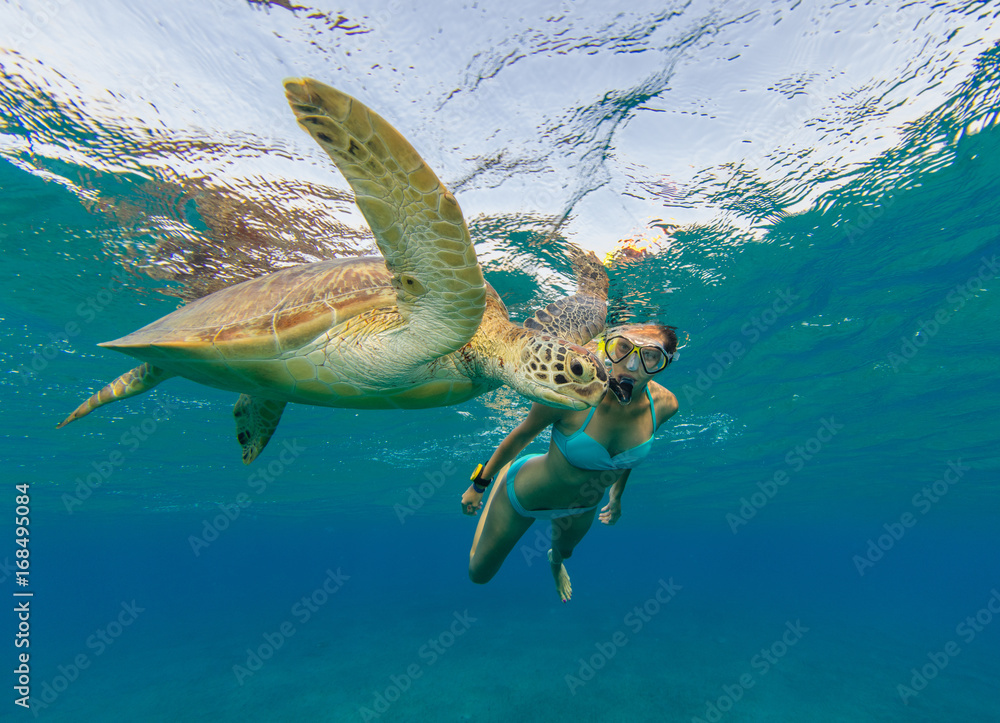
{"left": 603, "top": 329, "right": 671, "bottom": 404}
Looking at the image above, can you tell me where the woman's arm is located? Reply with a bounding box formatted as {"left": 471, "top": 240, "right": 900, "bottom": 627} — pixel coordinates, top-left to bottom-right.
{"left": 599, "top": 468, "right": 631, "bottom": 525}
{"left": 461, "top": 402, "right": 566, "bottom": 515}
{"left": 480, "top": 403, "right": 564, "bottom": 478}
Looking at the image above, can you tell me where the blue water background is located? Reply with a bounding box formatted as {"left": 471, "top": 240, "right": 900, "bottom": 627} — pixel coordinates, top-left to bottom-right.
{"left": 2, "top": 1, "right": 1000, "bottom": 721}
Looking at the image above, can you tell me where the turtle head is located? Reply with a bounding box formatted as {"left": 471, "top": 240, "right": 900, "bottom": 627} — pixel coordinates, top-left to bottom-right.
{"left": 510, "top": 333, "right": 608, "bottom": 409}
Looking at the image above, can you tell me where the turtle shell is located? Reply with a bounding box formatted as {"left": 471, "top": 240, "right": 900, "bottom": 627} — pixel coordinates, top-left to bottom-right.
{"left": 102, "top": 257, "right": 394, "bottom": 365}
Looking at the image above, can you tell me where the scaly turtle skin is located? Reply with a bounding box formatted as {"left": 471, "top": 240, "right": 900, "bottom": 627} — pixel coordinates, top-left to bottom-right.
{"left": 59, "top": 78, "right": 609, "bottom": 463}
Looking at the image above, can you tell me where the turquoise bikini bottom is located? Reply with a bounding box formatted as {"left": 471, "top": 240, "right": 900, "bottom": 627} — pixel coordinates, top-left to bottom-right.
{"left": 504, "top": 454, "right": 600, "bottom": 521}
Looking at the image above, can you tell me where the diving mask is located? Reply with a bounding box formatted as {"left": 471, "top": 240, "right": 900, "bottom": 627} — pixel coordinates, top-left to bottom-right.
{"left": 600, "top": 335, "right": 674, "bottom": 374}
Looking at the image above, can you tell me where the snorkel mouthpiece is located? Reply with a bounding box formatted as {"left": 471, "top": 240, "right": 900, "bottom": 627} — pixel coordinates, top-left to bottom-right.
{"left": 609, "top": 376, "right": 635, "bottom": 405}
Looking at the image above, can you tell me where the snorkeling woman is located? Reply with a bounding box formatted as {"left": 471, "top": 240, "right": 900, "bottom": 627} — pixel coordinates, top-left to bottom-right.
{"left": 461, "top": 324, "right": 679, "bottom": 602}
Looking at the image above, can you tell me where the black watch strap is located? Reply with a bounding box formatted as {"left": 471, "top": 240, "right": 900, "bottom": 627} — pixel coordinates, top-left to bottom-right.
{"left": 470, "top": 463, "right": 493, "bottom": 492}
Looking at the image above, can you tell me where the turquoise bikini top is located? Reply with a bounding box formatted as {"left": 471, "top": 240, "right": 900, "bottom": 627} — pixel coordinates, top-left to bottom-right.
{"left": 551, "top": 386, "right": 657, "bottom": 471}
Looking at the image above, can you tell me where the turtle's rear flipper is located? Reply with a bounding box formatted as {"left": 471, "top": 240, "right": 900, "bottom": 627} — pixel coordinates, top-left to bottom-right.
{"left": 234, "top": 395, "right": 287, "bottom": 465}
{"left": 57, "top": 363, "right": 174, "bottom": 428}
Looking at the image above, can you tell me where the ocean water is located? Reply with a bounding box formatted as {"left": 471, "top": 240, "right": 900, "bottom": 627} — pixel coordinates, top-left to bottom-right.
{"left": 2, "top": 1, "right": 999, "bottom": 721}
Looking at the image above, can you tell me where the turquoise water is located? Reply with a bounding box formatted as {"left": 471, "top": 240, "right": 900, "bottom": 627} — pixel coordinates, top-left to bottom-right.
{"left": 2, "top": 1, "right": 1000, "bottom": 721}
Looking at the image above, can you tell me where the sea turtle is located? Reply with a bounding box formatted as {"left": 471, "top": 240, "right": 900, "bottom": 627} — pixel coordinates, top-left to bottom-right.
{"left": 58, "top": 78, "right": 610, "bottom": 463}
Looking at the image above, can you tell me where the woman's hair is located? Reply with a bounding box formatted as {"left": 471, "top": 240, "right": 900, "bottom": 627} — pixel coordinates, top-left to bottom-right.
{"left": 606, "top": 323, "right": 679, "bottom": 355}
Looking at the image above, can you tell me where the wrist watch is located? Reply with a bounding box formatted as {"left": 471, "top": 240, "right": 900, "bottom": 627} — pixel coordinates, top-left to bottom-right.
{"left": 470, "top": 463, "right": 493, "bottom": 493}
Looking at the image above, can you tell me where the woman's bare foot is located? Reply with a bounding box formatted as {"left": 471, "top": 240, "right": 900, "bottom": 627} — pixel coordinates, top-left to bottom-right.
{"left": 548, "top": 549, "right": 572, "bottom": 602}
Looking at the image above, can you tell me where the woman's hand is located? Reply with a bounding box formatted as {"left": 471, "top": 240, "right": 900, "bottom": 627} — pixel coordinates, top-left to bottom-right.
{"left": 599, "top": 497, "right": 621, "bottom": 525}
{"left": 461, "top": 485, "right": 484, "bottom": 516}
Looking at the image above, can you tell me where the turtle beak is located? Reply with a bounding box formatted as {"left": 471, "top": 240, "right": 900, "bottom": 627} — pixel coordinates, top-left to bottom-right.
{"left": 537, "top": 389, "right": 592, "bottom": 410}
{"left": 536, "top": 374, "right": 607, "bottom": 409}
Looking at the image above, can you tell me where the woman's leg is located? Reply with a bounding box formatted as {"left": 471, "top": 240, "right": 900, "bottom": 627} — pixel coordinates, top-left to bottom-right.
{"left": 468, "top": 462, "right": 535, "bottom": 584}
{"left": 548, "top": 509, "right": 598, "bottom": 602}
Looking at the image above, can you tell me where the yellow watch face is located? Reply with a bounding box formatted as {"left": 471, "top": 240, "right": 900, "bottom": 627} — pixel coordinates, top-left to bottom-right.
{"left": 470, "top": 463, "right": 484, "bottom": 481}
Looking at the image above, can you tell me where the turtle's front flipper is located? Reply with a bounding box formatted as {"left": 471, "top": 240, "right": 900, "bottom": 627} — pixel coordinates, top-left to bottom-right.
{"left": 57, "top": 363, "right": 174, "bottom": 428}
{"left": 233, "top": 395, "right": 287, "bottom": 465}
{"left": 283, "top": 78, "right": 487, "bottom": 367}
{"left": 524, "top": 248, "right": 609, "bottom": 345}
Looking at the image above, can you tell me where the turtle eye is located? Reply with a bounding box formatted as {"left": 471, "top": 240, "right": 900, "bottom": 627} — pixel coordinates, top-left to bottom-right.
{"left": 570, "top": 360, "right": 584, "bottom": 376}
